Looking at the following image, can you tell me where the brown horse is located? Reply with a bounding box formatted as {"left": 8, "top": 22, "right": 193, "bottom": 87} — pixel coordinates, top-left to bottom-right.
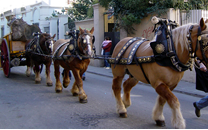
{"left": 52, "top": 27, "right": 94, "bottom": 103}
{"left": 25, "top": 32, "right": 56, "bottom": 86}
{"left": 110, "top": 17, "right": 208, "bottom": 129}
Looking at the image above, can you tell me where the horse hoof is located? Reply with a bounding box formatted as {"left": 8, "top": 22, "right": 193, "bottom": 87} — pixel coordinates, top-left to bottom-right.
{"left": 55, "top": 89, "right": 62, "bottom": 93}
{"left": 119, "top": 113, "right": 127, "bottom": 118}
{"left": 72, "top": 93, "right": 79, "bottom": 96}
{"left": 35, "top": 81, "right": 41, "bottom": 84}
{"left": 79, "top": 99, "right": 88, "bottom": 103}
{"left": 47, "top": 83, "right": 53, "bottom": 86}
{"left": 155, "top": 120, "right": 165, "bottom": 127}
{"left": 63, "top": 84, "right": 68, "bottom": 88}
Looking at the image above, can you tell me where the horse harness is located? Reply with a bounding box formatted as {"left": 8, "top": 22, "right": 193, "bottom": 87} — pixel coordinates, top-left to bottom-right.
{"left": 53, "top": 30, "right": 95, "bottom": 63}
{"left": 108, "top": 18, "right": 206, "bottom": 84}
{"left": 26, "top": 32, "right": 54, "bottom": 56}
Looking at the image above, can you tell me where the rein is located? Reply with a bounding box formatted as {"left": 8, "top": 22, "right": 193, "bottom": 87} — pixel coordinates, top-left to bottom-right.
{"left": 26, "top": 32, "right": 53, "bottom": 56}
{"left": 53, "top": 30, "right": 96, "bottom": 61}
{"left": 150, "top": 19, "right": 201, "bottom": 72}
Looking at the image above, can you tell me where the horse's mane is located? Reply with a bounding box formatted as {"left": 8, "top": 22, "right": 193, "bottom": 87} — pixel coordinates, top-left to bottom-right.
{"left": 172, "top": 23, "right": 197, "bottom": 52}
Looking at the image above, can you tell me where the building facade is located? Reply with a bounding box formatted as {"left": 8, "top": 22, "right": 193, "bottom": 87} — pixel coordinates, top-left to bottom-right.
{"left": 0, "top": 0, "right": 74, "bottom": 40}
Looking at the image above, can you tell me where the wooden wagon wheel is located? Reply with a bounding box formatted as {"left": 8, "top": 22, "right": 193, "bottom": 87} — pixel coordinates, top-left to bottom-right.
{"left": 1, "top": 38, "right": 10, "bottom": 77}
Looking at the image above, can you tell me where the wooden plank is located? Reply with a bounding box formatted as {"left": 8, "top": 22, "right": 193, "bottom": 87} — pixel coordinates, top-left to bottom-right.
{"left": 11, "top": 41, "right": 25, "bottom": 51}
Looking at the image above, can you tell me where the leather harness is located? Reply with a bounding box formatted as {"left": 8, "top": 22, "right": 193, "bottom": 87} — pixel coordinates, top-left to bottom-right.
{"left": 108, "top": 19, "right": 204, "bottom": 84}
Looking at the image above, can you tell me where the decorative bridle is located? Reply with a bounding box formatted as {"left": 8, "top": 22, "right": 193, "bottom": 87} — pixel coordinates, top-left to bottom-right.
{"left": 78, "top": 29, "right": 95, "bottom": 55}
{"left": 150, "top": 17, "right": 208, "bottom": 71}
{"left": 187, "top": 25, "right": 208, "bottom": 68}
{"left": 66, "top": 30, "right": 95, "bottom": 60}
{"left": 26, "top": 32, "right": 54, "bottom": 55}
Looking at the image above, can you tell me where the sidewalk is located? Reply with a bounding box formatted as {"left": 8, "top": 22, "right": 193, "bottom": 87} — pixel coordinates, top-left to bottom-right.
{"left": 86, "top": 65, "right": 207, "bottom": 98}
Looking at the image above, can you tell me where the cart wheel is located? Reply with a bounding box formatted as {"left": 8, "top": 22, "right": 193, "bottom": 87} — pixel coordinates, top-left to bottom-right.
{"left": 1, "top": 39, "right": 10, "bottom": 77}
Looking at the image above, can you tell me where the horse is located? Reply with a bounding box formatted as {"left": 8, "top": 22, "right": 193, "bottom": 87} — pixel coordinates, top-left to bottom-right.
{"left": 25, "top": 32, "right": 56, "bottom": 86}
{"left": 52, "top": 27, "right": 95, "bottom": 103}
{"left": 109, "top": 17, "right": 208, "bottom": 129}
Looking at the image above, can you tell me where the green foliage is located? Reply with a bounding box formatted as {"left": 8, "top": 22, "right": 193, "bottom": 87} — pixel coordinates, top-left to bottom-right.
{"left": 68, "top": 0, "right": 98, "bottom": 21}
{"left": 99, "top": 0, "right": 208, "bottom": 34}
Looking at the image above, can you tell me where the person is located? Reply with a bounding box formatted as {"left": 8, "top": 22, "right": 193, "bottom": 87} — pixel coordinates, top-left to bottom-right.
{"left": 193, "top": 59, "right": 208, "bottom": 117}
{"left": 102, "top": 36, "right": 112, "bottom": 69}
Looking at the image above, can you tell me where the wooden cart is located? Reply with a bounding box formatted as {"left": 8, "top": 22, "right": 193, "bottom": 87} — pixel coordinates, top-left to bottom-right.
{"left": 0, "top": 33, "right": 27, "bottom": 77}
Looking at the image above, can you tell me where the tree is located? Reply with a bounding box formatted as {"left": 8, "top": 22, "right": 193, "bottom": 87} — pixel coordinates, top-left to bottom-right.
{"left": 68, "top": 0, "right": 98, "bottom": 21}
{"left": 99, "top": 0, "right": 208, "bottom": 34}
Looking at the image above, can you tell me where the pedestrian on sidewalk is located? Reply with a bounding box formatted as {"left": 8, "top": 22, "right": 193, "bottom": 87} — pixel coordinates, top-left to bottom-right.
{"left": 193, "top": 58, "right": 208, "bottom": 117}
{"left": 102, "top": 36, "right": 112, "bottom": 69}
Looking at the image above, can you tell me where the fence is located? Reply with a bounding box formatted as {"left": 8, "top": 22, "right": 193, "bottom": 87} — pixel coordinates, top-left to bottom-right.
{"left": 181, "top": 10, "right": 208, "bottom": 25}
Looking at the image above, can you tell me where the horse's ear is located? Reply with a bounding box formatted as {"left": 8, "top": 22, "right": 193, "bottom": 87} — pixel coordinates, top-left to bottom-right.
{"left": 205, "top": 19, "right": 208, "bottom": 23}
{"left": 200, "top": 18, "right": 206, "bottom": 30}
{"left": 90, "top": 27, "right": 94, "bottom": 34}
{"left": 52, "top": 34, "right": 56, "bottom": 39}
{"left": 79, "top": 26, "right": 84, "bottom": 33}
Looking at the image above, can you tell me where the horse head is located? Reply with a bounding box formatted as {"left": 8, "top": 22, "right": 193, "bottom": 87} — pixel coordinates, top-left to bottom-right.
{"left": 77, "top": 27, "right": 95, "bottom": 56}
{"left": 39, "top": 33, "right": 56, "bottom": 55}
{"left": 194, "top": 18, "right": 208, "bottom": 68}
{"left": 151, "top": 16, "right": 208, "bottom": 71}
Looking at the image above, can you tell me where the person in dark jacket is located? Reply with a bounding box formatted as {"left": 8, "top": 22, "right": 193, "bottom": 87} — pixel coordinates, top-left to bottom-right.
{"left": 102, "top": 37, "right": 112, "bottom": 69}
{"left": 193, "top": 59, "right": 208, "bottom": 117}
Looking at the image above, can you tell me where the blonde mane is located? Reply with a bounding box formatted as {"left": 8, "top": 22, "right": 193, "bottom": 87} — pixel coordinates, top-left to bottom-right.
{"left": 172, "top": 23, "right": 197, "bottom": 52}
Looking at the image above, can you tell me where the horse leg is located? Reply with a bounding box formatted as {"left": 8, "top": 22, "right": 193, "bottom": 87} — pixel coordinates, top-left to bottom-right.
{"left": 54, "top": 60, "right": 62, "bottom": 92}
{"left": 152, "top": 95, "right": 166, "bottom": 127}
{"left": 26, "top": 66, "right": 31, "bottom": 77}
{"left": 122, "top": 76, "right": 139, "bottom": 108}
{"left": 71, "top": 82, "right": 79, "bottom": 96}
{"left": 112, "top": 65, "right": 127, "bottom": 117}
{"left": 45, "top": 63, "right": 53, "bottom": 86}
{"left": 155, "top": 84, "right": 185, "bottom": 129}
{"left": 112, "top": 75, "right": 127, "bottom": 117}
{"left": 34, "top": 63, "right": 41, "bottom": 83}
{"left": 63, "top": 69, "right": 70, "bottom": 88}
{"left": 26, "top": 57, "right": 31, "bottom": 77}
{"left": 72, "top": 69, "right": 87, "bottom": 103}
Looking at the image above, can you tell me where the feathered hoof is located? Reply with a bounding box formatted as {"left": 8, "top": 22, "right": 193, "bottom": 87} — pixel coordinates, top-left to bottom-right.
{"left": 79, "top": 98, "right": 88, "bottom": 103}
{"left": 119, "top": 113, "right": 127, "bottom": 118}
{"left": 72, "top": 92, "right": 79, "bottom": 96}
{"left": 47, "top": 83, "right": 53, "bottom": 86}
{"left": 155, "top": 120, "right": 166, "bottom": 127}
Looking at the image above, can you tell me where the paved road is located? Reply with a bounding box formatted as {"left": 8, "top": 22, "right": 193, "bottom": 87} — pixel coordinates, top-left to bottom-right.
{"left": 0, "top": 65, "right": 207, "bottom": 129}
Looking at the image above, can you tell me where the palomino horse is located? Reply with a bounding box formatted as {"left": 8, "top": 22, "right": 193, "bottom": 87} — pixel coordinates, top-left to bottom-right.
{"left": 52, "top": 27, "right": 94, "bottom": 103}
{"left": 109, "top": 17, "right": 208, "bottom": 129}
{"left": 25, "top": 32, "right": 56, "bottom": 86}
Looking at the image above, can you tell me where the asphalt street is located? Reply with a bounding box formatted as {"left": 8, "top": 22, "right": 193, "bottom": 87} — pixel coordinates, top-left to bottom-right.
{"left": 0, "top": 65, "right": 207, "bottom": 129}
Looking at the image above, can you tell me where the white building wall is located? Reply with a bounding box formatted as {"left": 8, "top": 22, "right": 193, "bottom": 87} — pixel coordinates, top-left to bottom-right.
{"left": 0, "top": 1, "right": 70, "bottom": 39}
{"left": 50, "top": 17, "right": 58, "bottom": 40}
{"left": 58, "top": 15, "right": 68, "bottom": 40}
